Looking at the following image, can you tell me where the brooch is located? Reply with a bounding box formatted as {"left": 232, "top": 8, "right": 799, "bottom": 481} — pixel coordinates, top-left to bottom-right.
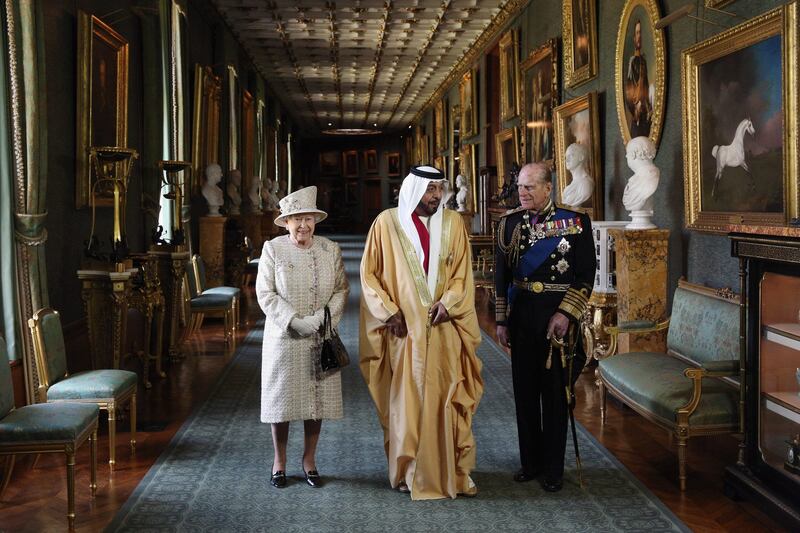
{"left": 556, "top": 258, "right": 570, "bottom": 274}
{"left": 557, "top": 238, "right": 571, "bottom": 255}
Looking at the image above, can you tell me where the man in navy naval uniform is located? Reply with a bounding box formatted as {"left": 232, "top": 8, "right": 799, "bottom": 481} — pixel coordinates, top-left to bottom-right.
{"left": 494, "top": 162, "right": 595, "bottom": 492}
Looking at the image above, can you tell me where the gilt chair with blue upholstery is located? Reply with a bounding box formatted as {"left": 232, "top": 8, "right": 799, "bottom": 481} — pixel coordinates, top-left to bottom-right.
{"left": 185, "top": 254, "right": 239, "bottom": 343}
{"left": 0, "top": 335, "right": 98, "bottom": 529}
{"left": 28, "top": 308, "right": 137, "bottom": 471}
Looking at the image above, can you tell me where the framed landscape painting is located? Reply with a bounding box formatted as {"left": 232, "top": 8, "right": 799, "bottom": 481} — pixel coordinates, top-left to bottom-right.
{"left": 682, "top": 3, "right": 799, "bottom": 233}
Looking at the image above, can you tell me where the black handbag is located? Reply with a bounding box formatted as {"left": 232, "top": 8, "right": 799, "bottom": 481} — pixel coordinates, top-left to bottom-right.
{"left": 320, "top": 305, "right": 349, "bottom": 372}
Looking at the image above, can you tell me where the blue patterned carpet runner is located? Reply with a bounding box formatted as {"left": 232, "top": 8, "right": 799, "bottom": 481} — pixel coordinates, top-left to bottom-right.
{"left": 107, "top": 236, "right": 687, "bottom": 532}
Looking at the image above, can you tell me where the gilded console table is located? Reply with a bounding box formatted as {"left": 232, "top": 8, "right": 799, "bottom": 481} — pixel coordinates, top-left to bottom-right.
{"left": 128, "top": 253, "right": 166, "bottom": 388}
{"left": 149, "top": 246, "right": 189, "bottom": 360}
{"left": 78, "top": 269, "right": 133, "bottom": 370}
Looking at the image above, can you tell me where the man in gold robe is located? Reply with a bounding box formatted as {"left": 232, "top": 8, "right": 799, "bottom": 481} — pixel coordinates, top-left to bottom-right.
{"left": 360, "top": 165, "right": 484, "bottom": 500}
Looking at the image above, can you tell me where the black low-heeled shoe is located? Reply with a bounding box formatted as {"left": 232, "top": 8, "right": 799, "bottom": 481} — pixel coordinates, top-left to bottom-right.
{"left": 270, "top": 470, "right": 287, "bottom": 488}
{"left": 304, "top": 469, "right": 321, "bottom": 488}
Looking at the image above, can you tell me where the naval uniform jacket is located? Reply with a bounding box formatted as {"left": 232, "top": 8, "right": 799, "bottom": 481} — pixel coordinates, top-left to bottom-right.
{"left": 494, "top": 200, "right": 595, "bottom": 327}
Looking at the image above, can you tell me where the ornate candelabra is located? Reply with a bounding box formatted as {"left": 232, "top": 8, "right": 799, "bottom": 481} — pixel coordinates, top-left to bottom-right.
{"left": 85, "top": 147, "right": 139, "bottom": 265}
{"left": 155, "top": 160, "right": 191, "bottom": 246}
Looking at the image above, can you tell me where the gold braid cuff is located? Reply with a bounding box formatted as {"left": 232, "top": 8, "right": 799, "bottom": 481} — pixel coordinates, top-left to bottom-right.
{"left": 558, "top": 287, "right": 590, "bottom": 322}
{"left": 495, "top": 296, "right": 508, "bottom": 323}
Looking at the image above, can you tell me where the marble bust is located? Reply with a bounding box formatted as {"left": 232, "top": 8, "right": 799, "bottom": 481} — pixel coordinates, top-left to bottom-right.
{"left": 455, "top": 174, "right": 469, "bottom": 212}
{"left": 201, "top": 163, "right": 224, "bottom": 216}
{"left": 561, "top": 143, "right": 593, "bottom": 208}
{"left": 227, "top": 169, "right": 242, "bottom": 215}
{"left": 247, "top": 176, "right": 262, "bottom": 214}
{"left": 262, "top": 179, "right": 280, "bottom": 210}
{"left": 623, "top": 136, "right": 660, "bottom": 229}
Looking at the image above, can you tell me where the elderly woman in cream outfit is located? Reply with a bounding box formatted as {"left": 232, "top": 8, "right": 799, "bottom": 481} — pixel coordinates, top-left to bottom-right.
{"left": 256, "top": 185, "right": 349, "bottom": 489}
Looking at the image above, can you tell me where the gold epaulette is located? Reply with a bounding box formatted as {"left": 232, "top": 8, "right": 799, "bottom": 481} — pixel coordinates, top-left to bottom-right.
{"left": 500, "top": 206, "right": 526, "bottom": 218}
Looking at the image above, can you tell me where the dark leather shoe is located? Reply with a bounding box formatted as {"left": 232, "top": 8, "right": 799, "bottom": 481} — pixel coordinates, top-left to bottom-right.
{"left": 270, "top": 471, "right": 287, "bottom": 488}
{"left": 513, "top": 468, "right": 540, "bottom": 482}
{"left": 397, "top": 481, "right": 410, "bottom": 493}
{"left": 304, "top": 469, "right": 321, "bottom": 488}
{"left": 542, "top": 477, "right": 563, "bottom": 492}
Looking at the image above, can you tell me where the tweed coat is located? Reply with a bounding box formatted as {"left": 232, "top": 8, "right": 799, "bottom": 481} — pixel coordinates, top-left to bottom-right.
{"left": 256, "top": 235, "right": 349, "bottom": 423}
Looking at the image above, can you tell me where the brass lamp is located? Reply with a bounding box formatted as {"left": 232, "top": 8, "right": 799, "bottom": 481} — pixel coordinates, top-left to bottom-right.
{"left": 157, "top": 160, "right": 191, "bottom": 246}
{"left": 85, "top": 146, "right": 139, "bottom": 264}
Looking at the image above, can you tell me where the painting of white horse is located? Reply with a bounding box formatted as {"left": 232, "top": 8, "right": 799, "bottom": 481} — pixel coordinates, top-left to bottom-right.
{"left": 711, "top": 118, "right": 755, "bottom": 198}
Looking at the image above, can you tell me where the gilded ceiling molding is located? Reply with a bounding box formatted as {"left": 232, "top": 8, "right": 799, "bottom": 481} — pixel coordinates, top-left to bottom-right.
{"left": 387, "top": 0, "right": 452, "bottom": 126}
{"left": 326, "top": 1, "right": 344, "bottom": 123}
{"left": 271, "top": 10, "right": 321, "bottom": 129}
{"left": 409, "top": 0, "right": 531, "bottom": 127}
{"left": 361, "top": 1, "right": 393, "bottom": 128}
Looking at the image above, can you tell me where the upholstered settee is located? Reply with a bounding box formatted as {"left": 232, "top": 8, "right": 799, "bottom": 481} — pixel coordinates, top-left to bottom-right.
{"left": 598, "top": 279, "right": 740, "bottom": 491}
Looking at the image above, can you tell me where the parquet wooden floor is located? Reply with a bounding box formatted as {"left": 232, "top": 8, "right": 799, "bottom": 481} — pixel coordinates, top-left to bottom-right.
{"left": 0, "top": 288, "right": 787, "bottom": 532}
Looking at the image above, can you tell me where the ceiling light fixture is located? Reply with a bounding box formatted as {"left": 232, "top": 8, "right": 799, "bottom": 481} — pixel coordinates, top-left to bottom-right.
{"left": 322, "top": 128, "right": 381, "bottom": 136}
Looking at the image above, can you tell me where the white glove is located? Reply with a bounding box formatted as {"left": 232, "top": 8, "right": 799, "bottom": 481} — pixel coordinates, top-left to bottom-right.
{"left": 290, "top": 317, "right": 316, "bottom": 337}
{"left": 304, "top": 314, "right": 323, "bottom": 332}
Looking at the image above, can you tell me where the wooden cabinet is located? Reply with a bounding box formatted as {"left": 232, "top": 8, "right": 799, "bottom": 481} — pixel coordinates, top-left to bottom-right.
{"left": 727, "top": 233, "right": 800, "bottom": 529}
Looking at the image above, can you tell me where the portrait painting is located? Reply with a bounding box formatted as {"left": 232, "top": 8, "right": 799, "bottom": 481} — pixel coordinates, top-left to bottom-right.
{"left": 499, "top": 29, "right": 519, "bottom": 121}
{"left": 364, "top": 149, "right": 378, "bottom": 174}
{"left": 554, "top": 92, "right": 603, "bottom": 220}
{"left": 459, "top": 68, "right": 478, "bottom": 139}
{"left": 520, "top": 39, "right": 558, "bottom": 165}
{"left": 387, "top": 152, "right": 400, "bottom": 176}
{"left": 343, "top": 149, "right": 359, "bottom": 178}
{"left": 563, "top": 0, "right": 598, "bottom": 88}
{"left": 75, "top": 11, "right": 129, "bottom": 208}
{"left": 495, "top": 128, "right": 520, "bottom": 194}
{"left": 615, "top": 0, "right": 666, "bottom": 148}
{"left": 320, "top": 150, "right": 340, "bottom": 176}
{"left": 683, "top": 4, "right": 799, "bottom": 233}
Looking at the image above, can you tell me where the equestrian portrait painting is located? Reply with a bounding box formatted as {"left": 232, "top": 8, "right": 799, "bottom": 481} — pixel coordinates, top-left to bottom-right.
{"left": 682, "top": 4, "right": 800, "bottom": 233}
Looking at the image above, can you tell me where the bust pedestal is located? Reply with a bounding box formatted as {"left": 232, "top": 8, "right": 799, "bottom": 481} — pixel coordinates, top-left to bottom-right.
{"left": 608, "top": 228, "right": 670, "bottom": 354}
{"left": 199, "top": 216, "right": 227, "bottom": 289}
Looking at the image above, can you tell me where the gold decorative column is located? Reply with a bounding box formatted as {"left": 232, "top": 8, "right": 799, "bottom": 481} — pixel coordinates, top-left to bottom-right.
{"left": 199, "top": 216, "right": 227, "bottom": 288}
{"left": 150, "top": 246, "right": 189, "bottom": 360}
{"left": 608, "top": 229, "right": 670, "bottom": 354}
{"left": 78, "top": 269, "right": 133, "bottom": 370}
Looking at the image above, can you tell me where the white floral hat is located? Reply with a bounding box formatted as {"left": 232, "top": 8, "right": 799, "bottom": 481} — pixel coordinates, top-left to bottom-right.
{"left": 274, "top": 186, "right": 328, "bottom": 227}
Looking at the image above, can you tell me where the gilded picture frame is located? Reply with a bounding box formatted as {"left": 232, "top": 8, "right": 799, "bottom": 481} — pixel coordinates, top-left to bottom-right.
{"left": 460, "top": 143, "right": 478, "bottom": 212}
{"left": 343, "top": 149, "right": 359, "bottom": 178}
{"left": 226, "top": 65, "right": 240, "bottom": 172}
{"left": 615, "top": 0, "right": 666, "bottom": 149}
{"left": 459, "top": 67, "right": 478, "bottom": 139}
{"left": 519, "top": 38, "right": 558, "bottom": 166}
{"left": 495, "top": 128, "right": 520, "bottom": 194}
{"left": 75, "top": 11, "right": 129, "bottom": 208}
{"left": 682, "top": 3, "right": 799, "bottom": 233}
{"left": 434, "top": 99, "right": 447, "bottom": 153}
{"left": 553, "top": 92, "right": 603, "bottom": 220}
{"left": 563, "top": 0, "right": 598, "bottom": 88}
{"left": 387, "top": 152, "right": 400, "bottom": 177}
{"left": 499, "top": 29, "right": 519, "bottom": 122}
{"left": 191, "top": 65, "right": 222, "bottom": 194}
{"left": 364, "top": 149, "right": 378, "bottom": 174}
